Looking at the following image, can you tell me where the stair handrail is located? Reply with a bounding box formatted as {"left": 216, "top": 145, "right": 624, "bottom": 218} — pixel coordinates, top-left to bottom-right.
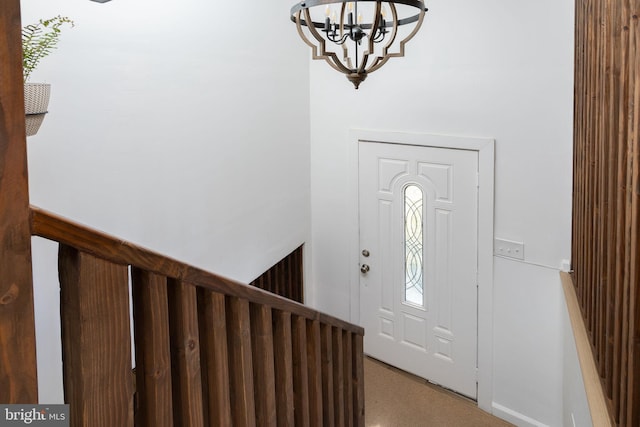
{"left": 30, "top": 205, "right": 363, "bottom": 335}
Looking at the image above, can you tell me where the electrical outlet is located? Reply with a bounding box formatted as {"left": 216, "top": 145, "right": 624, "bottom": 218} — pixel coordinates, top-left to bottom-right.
{"left": 494, "top": 238, "right": 525, "bottom": 260}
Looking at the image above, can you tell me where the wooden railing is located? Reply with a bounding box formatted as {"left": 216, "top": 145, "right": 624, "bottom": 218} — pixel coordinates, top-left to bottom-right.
{"left": 30, "top": 206, "right": 364, "bottom": 426}
{"left": 572, "top": 0, "right": 640, "bottom": 425}
{"left": 250, "top": 246, "right": 304, "bottom": 303}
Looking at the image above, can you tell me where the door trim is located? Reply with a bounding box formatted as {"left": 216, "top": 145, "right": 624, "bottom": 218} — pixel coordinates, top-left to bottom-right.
{"left": 347, "top": 129, "right": 495, "bottom": 413}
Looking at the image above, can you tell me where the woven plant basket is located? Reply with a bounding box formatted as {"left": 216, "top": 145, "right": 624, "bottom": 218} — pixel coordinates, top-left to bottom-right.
{"left": 25, "top": 114, "right": 47, "bottom": 137}
{"left": 24, "top": 83, "right": 51, "bottom": 136}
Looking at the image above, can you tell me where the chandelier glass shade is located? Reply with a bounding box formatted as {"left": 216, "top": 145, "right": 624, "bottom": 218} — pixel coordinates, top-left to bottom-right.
{"left": 290, "top": 0, "right": 427, "bottom": 89}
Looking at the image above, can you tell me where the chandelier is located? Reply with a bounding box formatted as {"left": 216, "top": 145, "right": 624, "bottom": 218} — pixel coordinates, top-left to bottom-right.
{"left": 290, "top": 0, "right": 427, "bottom": 89}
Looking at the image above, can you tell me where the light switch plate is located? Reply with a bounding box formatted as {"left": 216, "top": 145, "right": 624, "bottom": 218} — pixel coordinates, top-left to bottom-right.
{"left": 494, "top": 238, "right": 525, "bottom": 260}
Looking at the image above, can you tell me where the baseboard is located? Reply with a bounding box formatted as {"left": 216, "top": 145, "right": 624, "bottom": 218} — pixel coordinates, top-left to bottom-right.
{"left": 492, "top": 403, "right": 550, "bottom": 427}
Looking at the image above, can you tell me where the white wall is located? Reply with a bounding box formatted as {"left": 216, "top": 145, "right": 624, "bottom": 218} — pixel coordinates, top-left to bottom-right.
{"left": 308, "top": 0, "right": 574, "bottom": 425}
{"left": 22, "top": 0, "right": 310, "bottom": 403}
{"left": 491, "top": 259, "right": 564, "bottom": 426}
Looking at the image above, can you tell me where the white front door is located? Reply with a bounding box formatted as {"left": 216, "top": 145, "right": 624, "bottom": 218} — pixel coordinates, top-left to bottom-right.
{"left": 358, "top": 141, "right": 479, "bottom": 399}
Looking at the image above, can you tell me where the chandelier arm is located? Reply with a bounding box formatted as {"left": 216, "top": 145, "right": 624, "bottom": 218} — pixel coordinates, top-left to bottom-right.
{"left": 372, "top": 29, "right": 387, "bottom": 43}
{"left": 362, "top": 52, "right": 384, "bottom": 74}
{"left": 381, "top": 6, "right": 424, "bottom": 63}
{"left": 362, "top": 2, "right": 399, "bottom": 74}
{"left": 332, "top": 34, "right": 352, "bottom": 45}
{"left": 367, "top": 2, "right": 424, "bottom": 74}
{"left": 294, "top": 11, "right": 324, "bottom": 55}
{"left": 301, "top": 8, "right": 353, "bottom": 74}
{"left": 296, "top": 10, "right": 343, "bottom": 73}
{"left": 356, "top": 1, "right": 383, "bottom": 74}
{"left": 338, "top": 3, "right": 355, "bottom": 70}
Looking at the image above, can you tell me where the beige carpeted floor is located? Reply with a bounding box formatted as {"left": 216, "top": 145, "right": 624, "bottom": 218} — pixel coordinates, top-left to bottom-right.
{"left": 365, "top": 357, "right": 514, "bottom": 427}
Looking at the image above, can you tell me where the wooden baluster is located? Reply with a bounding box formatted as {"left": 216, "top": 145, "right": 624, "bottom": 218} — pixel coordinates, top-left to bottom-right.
{"left": 273, "top": 265, "right": 278, "bottom": 296}
{"left": 226, "top": 296, "right": 256, "bottom": 427}
{"left": 168, "top": 279, "right": 204, "bottom": 426}
{"left": 58, "top": 245, "right": 134, "bottom": 426}
{"left": 273, "top": 310, "right": 295, "bottom": 426}
{"left": 342, "top": 331, "right": 353, "bottom": 427}
{"left": 320, "top": 324, "right": 335, "bottom": 426}
{"left": 292, "top": 315, "right": 310, "bottom": 427}
{"left": 332, "top": 327, "right": 345, "bottom": 427}
{"left": 198, "top": 290, "right": 232, "bottom": 426}
{"left": 247, "top": 246, "right": 304, "bottom": 303}
{"left": 595, "top": 0, "right": 607, "bottom": 378}
{"left": 352, "top": 334, "right": 365, "bottom": 427}
{"left": 627, "top": 0, "right": 640, "bottom": 421}
{"left": 621, "top": 2, "right": 636, "bottom": 423}
{"left": 250, "top": 303, "right": 277, "bottom": 426}
{"left": 297, "top": 248, "right": 303, "bottom": 302}
{"left": 283, "top": 253, "right": 292, "bottom": 300}
{"left": 131, "top": 269, "right": 173, "bottom": 427}
{"left": 603, "top": 0, "right": 617, "bottom": 399}
{"left": 612, "top": 1, "right": 630, "bottom": 418}
{"left": 307, "top": 319, "right": 323, "bottom": 426}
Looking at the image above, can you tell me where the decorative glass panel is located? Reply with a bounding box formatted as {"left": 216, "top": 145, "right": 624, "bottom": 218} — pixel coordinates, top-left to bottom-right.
{"left": 404, "top": 184, "right": 424, "bottom": 306}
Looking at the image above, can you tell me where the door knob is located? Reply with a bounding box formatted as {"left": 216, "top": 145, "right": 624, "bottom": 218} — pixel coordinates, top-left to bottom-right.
{"left": 360, "top": 264, "right": 370, "bottom": 274}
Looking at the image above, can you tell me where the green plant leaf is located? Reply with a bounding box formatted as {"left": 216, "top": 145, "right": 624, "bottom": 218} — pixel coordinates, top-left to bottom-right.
{"left": 22, "top": 15, "right": 74, "bottom": 82}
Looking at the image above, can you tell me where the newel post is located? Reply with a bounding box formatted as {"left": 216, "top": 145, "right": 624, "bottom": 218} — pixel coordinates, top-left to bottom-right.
{"left": 0, "top": 0, "right": 39, "bottom": 403}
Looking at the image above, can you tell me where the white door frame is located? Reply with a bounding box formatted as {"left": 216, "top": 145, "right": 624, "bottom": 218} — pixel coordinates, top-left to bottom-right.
{"left": 347, "top": 129, "right": 495, "bottom": 413}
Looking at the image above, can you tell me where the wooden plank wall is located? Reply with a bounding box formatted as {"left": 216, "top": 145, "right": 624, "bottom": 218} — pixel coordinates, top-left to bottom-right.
{"left": 0, "top": 0, "right": 39, "bottom": 403}
{"left": 250, "top": 245, "right": 304, "bottom": 303}
{"left": 572, "top": 0, "right": 640, "bottom": 425}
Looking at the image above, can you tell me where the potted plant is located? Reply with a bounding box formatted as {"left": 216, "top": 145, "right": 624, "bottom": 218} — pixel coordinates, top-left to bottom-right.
{"left": 22, "top": 15, "right": 74, "bottom": 136}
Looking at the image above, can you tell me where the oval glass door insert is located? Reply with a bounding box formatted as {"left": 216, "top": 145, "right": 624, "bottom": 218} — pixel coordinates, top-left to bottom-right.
{"left": 404, "top": 184, "right": 424, "bottom": 307}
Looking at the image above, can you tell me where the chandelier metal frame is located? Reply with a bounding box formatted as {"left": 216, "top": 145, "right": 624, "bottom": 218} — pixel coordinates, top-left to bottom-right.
{"left": 290, "top": 0, "right": 427, "bottom": 89}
